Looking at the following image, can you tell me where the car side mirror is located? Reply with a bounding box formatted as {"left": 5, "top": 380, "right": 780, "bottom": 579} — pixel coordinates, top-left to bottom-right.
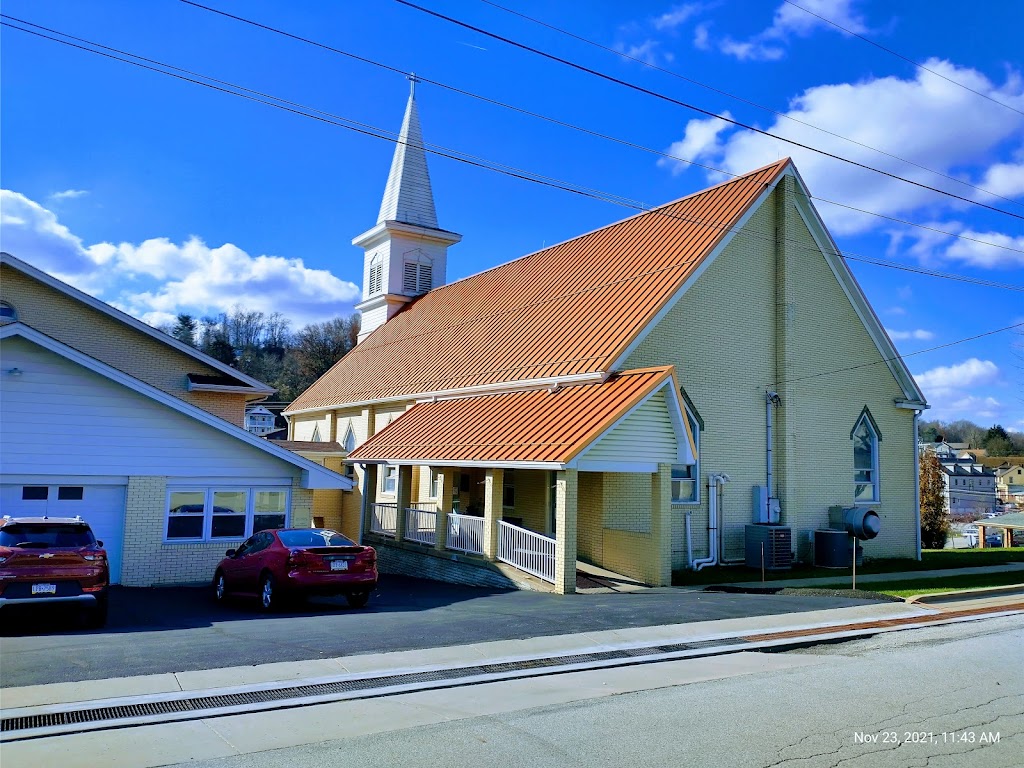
{"left": 96, "top": 540, "right": 104, "bottom": 547}
{"left": 225, "top": 549, "right": 236, "bottom": 558}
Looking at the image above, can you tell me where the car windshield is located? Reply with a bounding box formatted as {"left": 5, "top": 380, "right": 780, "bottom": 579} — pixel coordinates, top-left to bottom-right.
{"left": 0, "top": 524, "right": 96, "bottom": 548}
{"left": 277, "top": 529, "right": 355, "bottom": 548}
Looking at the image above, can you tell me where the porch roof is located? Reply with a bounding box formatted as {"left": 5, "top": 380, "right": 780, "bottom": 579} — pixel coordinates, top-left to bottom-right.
{"left": 347, "top": 366, "right": 695, "bottom": 471}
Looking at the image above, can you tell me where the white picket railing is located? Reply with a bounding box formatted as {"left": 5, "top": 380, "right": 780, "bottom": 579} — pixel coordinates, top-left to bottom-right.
{"left": 404, "top": 506, "right": 438, "bottom": 545}
{"left": 447, "top": 513, "right": 485, "bottom": 555}
{"left": 370, "top": 503, "right": 398, "bottom": 537}
{"left": 497, "top": 520, "right": 556, "bottom": 583}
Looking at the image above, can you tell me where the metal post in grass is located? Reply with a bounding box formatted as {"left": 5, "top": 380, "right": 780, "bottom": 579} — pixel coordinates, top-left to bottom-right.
{"left": 852, "top": 537, "right": 857, "bottom": 591}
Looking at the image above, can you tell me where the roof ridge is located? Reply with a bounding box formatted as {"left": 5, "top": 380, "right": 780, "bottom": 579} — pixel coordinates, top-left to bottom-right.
{"left": 429, "top": 157, "right": 792, "bottom": 297}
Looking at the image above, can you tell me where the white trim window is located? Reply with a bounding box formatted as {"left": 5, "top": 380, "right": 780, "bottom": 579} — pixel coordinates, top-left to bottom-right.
{"left": 852, "top": 409, "right": 880, "bottom": 504}
{"left": 429, "top": 468, "right": 440, "bottom": 499}
{"left": 381, "top": 465, "right": 398, "bottom": 495}
{"left": 165, "top": 487, "right": 290, "bottom": 542}
{"left": 671, "top": 402, "right": 701, "bottom": 504}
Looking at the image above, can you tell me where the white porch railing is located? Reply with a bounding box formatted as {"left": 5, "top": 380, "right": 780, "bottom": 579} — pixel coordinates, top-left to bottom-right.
{"left": 447, "top": 513, "right": 485, "bottom": 555}
{"left": 370, "top": 503, "right": 398, "bottom": 537}
{"left": 404, "top": 504, "right": 438, "bottom": 545}
{"left": 497, "top": 520, "right": 556, "bottom": 583}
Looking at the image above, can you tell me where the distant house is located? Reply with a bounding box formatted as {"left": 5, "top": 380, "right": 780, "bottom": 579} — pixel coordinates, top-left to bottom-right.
{"left": 0, "top": 252, "right": 353, "bottom": 587}
{"left": 283, "top": 88, "right": 927, "bottom": 594}
{"left": 937, "top": 454, "right": 997, "bottom": 517}
{"left": 245, "top": 405, "right": 277, "bottom": 435}
{"left": 996, "top": 463, "right": 1024, "bottom": 506}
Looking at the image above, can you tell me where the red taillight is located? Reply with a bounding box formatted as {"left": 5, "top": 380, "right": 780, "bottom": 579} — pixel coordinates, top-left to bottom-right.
{"left": 287, "top": 549, "right": 316, "bottom": 568}
{"left": 360, "top": 548, "right": 377, "bottom": 565}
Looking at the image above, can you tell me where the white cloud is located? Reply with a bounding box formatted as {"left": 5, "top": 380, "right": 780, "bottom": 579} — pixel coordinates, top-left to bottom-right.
{"left": 618, "top": 39, "right": 666, "bottom": 65}
{"left": 885, "top": 306, "right": 907, "bottom": 315}
{"left": 653, "top": 4, "right": 701, "bottom": 31}
{"left": 914, "top": 358, "right": 1005, "bottom": 421}
{"left": 763, "top": 0, "right": 868, "bottom": 39}
{"left": 977, "top": 158, "right": 1024, "bottom": 199}
{"left": 718, "top": 37, "right": 784, "bottom": 62}
{"left": 693, "top": 22, "right": 711, "bottom": 50}
{"left": 886, "top": 328, "right": 935, "bottom": 341}
{"left": 943, "top": 229, "right": 1024, "bottom": 268}
{"left": 0, "top": 189, "right": 360, "bottom": 328}
{"left": 659, "top": 61, "right": 1024, "bottom": 235}
{"left": 48, "top": 189, "right": 89, "bottom": 202}
{"left": 710, "top": 0, "right": 867, "bottom": 62}
{"left": 914, "top": 358, "right": 1000, "bottom": 395}
{"left": 657, "top": 112, "right": 734, "bottom": 174}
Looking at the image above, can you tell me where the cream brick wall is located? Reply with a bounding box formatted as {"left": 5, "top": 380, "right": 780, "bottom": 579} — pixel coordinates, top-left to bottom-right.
{"left": 1, "top": 265, "right": 247, "bottom": 427}
{"left": 120, "top": 474, "right": 308, "bottom": 586}
{"left": 626, "top": 179, "right": 917, "bottom": 568}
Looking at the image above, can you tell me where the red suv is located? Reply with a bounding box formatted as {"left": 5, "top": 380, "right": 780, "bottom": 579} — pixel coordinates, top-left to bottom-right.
{"left": 213, "top": 528, "right": 377, "bottom": 611}
{"left": 0, "top": 516, "right": 110, "bottom": 627}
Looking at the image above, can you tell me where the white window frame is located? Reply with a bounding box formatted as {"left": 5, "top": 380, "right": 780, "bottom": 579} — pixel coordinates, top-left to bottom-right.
{"left": 381, "top": 465, "right": 398, "bottom": 495}
{"left": 164, "top": 486, "right": 291, "bottom": 543}
{"left": 852, "top": 408, "right": 881, "bottom": 504}
{"left": 671, "top": 401, "right": 701, "bottom": 505}
{"left": 429, "top": 468, "right": 440, "bottom": 499}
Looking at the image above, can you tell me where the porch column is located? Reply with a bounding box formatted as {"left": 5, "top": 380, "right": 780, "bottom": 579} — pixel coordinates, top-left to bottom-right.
{"left": 978, "top": 524, "right": 986, "bottom": 549}
{"left": 360, "top": 464, "right": 377, "bottom": 542}
{"left": 395, "top": 465, "right": 413, "bottom": 541}
{"left": 483, "top": 468, "right": 504, "bottom": 559}
{"left": 649, "top": 463, "right": 673, "bottom": 587}
{"left": 554, "top": 468, "right": 578, "bottom": 595}
{"left": 1004, "top": 528, "right": 1012, "bottom": 548}
{"left": 434, "top": 468, "right": 454, "bottom": 552}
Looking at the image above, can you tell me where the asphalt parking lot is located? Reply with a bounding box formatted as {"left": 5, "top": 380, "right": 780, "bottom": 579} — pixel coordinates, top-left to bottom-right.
{"left": 0, "top": 575, "right": 883, "bottom": 688}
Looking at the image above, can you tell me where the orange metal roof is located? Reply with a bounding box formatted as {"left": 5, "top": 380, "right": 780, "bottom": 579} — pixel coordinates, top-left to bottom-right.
{"left": 289, "top": 159, "right": 789, "bottom": 412}
{"left": 348, "top": 367, "right": 679, "bottom": 465}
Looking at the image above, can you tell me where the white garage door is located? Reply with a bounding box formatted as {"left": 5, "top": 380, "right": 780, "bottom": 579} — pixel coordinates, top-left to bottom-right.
{"left": 1, "top": 483, "right": 127, "bottom": 584}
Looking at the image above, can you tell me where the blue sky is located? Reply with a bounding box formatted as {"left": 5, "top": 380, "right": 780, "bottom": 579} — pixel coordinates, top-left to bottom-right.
{"left": 1, "top": 0, "right": 1022, "bottom": 428}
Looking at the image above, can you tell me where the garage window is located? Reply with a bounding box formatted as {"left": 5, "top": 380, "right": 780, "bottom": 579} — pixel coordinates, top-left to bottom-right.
{"left": 22, "top": 486, "right": 48, "bottom": 500}
{"left": 58, "top": 486, "right": 84, "bottom": 501}
{"left": 165, "top": 487, "right": 290, "bottom": 542}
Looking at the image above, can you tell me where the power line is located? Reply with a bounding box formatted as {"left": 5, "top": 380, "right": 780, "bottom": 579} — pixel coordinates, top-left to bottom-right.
{"left": 477, "top": 0, "right": 1023, "bottom": 210}
{"left": 5, "top": 18, "right": 1023, "bottom": 299}
{"left": 782, "top": 0, "right": 1024, "bottom": 119}
{"left": 772, "top": 321, "right": 1024, "bottom": 388}
{"left": 167, "top": 3, "right": 1024, "bottom": 258}
{"left": 6, "top": 19, "right": 1021, "bottom": 401}
{"left": 394, "top": 0, "right": 1024, "bottom": 223}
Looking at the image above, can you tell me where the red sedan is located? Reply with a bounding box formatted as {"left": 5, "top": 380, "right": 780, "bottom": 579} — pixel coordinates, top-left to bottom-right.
{"left": 213, "top": 529, "right": 377, "bottom": 611}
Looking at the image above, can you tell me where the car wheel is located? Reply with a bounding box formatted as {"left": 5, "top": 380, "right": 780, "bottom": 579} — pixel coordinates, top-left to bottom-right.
{"left": 259, "top": 573, "right": 277, "bottom": 612}
{"left": 87, "top": 594, "right": 109, "bottom": 629}
{"left": 213, "top": 571, "right": 227, "bottom": 603}
{"left": 346, "top": 590, "right": 370, "bottom": 609}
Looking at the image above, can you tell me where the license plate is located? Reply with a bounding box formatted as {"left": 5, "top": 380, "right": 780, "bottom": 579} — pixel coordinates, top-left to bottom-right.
{"left": 32, "top": 583, "right": 57, "bottom": 595}
{"left": 330, "top": 560, "right": 349, "bottom": 571}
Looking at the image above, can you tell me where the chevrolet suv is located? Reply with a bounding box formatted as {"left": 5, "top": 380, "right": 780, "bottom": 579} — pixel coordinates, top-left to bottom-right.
{"left": 0, "top": 516, "right": 110, "bottom": 627}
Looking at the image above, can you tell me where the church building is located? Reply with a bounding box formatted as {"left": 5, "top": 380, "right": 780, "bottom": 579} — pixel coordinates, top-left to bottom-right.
{"left": 284, "top": 83, "right": 927, "bottom": 593}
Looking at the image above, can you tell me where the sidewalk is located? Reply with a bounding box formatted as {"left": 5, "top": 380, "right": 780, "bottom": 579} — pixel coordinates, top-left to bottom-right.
{"left": 717, "top": 562, "right": 1024, "bottom": 590}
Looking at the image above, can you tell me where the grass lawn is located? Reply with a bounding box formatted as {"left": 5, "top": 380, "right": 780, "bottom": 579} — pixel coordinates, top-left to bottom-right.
{"left": 813, "top": 570, "right": 1024, "bottom": 599}
{"left": 671, "top": 547, "right": 1024, "bottom": 586}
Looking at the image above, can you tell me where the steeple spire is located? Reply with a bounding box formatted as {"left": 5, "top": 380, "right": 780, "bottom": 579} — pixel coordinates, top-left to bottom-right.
{"left": 353, "top": 79, "right": 461, "bottom": 343}
{"left": 377, "top": 73, "right": 438, "bottom": 229}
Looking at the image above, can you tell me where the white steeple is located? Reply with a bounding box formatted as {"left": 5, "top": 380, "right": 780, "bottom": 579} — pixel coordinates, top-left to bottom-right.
{"left": 353, "top": 76, "right": 461, "bottom": 343}
{"left": 376, "top": 76, "right": 438, "bottom": 229}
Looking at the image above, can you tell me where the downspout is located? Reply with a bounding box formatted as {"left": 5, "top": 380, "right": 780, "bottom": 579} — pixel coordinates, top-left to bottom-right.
{"left": 357, "top": 463, "right": 370, "bottom": 546}
{"left": 765, "top": 391, "right": 781, "bottom": 503}
{"left": 913, "top": 411, "right": 922, "bottom": 560}
{"left": 693, "top": 473, "right": 731, "bottom": 571}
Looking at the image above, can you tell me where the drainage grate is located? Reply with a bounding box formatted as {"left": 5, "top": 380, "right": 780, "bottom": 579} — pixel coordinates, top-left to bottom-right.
{"left": 1, "top": 641, "right": 748, "bottom": 735}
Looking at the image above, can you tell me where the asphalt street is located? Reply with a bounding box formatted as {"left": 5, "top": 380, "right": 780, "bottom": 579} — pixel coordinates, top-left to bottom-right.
{"left": 0, "top": 574, "right": 881, "bottom": 687}
{"left": 169, "top": 614, "right": 1024, "bottom": 768}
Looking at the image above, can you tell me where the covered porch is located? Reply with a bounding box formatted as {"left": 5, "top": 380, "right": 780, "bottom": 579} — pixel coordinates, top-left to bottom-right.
{"left": 348, "top": 367, "right": 695, "bottom": 594}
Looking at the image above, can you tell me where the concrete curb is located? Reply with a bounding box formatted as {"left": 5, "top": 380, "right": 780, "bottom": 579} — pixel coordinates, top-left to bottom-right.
{"left": 906, "top": 583, "right": 1024, "bottom": 604}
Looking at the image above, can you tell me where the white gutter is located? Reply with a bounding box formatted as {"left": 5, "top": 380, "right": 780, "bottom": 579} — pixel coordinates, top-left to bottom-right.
{"left": 693, "top": 473, "right": 731, "bottom": 571}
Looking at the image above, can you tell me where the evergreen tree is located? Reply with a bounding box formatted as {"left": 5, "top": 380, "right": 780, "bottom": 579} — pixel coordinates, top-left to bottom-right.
{"left": 170, "top": 314, "right": 198, "bottom": 347}
{"left": 919, "top": 449, "right": 949, "bottom": 549}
